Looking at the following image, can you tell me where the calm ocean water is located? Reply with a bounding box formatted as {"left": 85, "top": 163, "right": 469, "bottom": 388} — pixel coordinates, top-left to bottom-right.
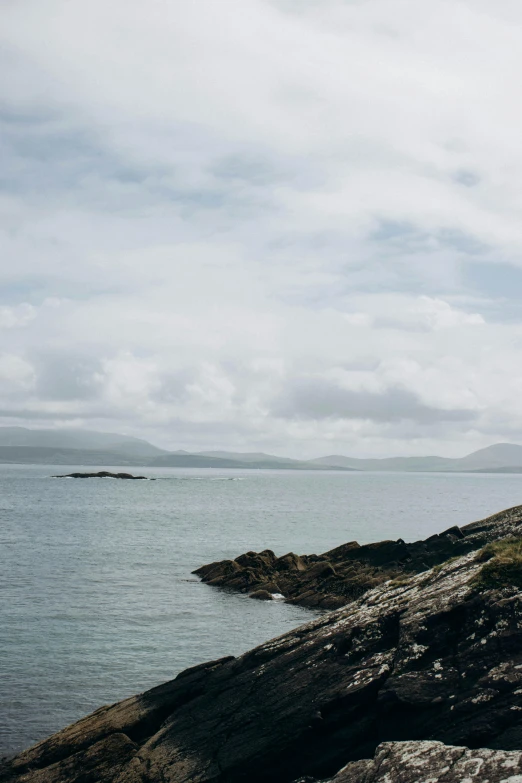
{"left": 2, "top": 463, "right": 522, "bottom": 754}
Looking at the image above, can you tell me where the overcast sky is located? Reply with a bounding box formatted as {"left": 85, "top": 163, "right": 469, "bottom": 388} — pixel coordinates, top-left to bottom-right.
{"left": 3, "top": 1, "right": 522, "bottom": 458}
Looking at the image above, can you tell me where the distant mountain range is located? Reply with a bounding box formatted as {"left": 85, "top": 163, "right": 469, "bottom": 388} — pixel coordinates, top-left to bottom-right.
{"left": 0, "top": 428, "right": 346, "bottom": 470}
{"left": 2, "top": 427, "right": 522, "bottom": 473}
{"left": 307, "top": 443, "right": 522, "bottom": 472}
{"left": 0, "top": 427, "right": 164, "bottom": 457}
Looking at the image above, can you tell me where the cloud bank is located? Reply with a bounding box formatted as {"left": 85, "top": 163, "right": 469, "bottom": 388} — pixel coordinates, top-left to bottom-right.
{"left": 1, "top": 0, "right": 522, "bottom": 457}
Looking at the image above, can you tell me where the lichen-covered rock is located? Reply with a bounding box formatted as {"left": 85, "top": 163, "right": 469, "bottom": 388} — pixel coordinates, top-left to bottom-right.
{"left": 328, "top": 741, "right": 522, "bottom": 782}
{"left": 193, "top": 505, "right": 522, "bottom": 608}
{"left": 4, "top": 517, "right": 522, "bottom": 783}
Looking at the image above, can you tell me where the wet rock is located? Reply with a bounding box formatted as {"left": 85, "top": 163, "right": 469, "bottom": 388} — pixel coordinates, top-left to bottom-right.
{"left": 193, "top": 505, "right": 522, "bottom": 608}
{"left": 249, "top": 590, "right": 273, "bottom": 600}
{"left": 5, "top": 519, "right": 522, "bottom": 783}
{"left": 256, "top": 581, "right": 282, "bottom": 594}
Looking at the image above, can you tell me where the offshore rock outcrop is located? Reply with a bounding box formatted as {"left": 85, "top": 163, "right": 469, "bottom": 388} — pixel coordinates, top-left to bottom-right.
{"left": 3, "top": 506, "right": 522, "bottom": 783}
{"left": 193, "top": 505, "right": 522, "bottom": 608}
{"left": 52, "top": 472, "right": 152, "bottom": 480}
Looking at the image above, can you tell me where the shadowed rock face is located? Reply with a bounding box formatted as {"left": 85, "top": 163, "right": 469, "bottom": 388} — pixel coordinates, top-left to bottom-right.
{"left": 193, "top": 505, "right": 522, "bottom": 608}
{"left": 3, "top": 505, "right": 522, "bottom": 783}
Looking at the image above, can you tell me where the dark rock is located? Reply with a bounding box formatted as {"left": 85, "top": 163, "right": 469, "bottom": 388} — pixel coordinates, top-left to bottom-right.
{"left": 276, "top": 553, "right": 308, "bottom": 572}
{"left": 302, "top": 561, "right": 336, "bottom": 580}
{"left": 5, "top": 512, "right": 522, "bottom": 783}
{"left": 256, "top": 581, "right": 282, "bottom": 594}
{"left": 193, "top": 505, "right": 522, "bottom": 608}
{"left": 52, "top": 471, "right": 153, "bottom": 480}
{"left": 249, "top": 590, "right": 274, "bottom": 600}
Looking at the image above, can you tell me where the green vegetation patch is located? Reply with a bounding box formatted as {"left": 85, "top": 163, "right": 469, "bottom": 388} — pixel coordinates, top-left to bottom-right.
{"left": 431, "top": 555, "right": 461, "bottom": 575}
{"left": 472, "top": 537, "right": 522, "bottom": 591}
{"left": 389, "top": 577, "right": 412, "bottom": 588}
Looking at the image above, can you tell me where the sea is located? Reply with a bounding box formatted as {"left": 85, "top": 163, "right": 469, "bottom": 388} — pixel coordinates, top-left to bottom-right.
{"left": 2, "top": 463, "right": 522, "bottom": 755}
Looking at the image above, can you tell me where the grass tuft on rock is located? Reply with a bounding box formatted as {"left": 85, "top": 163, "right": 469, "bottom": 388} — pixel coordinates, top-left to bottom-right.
{"left": 431, "top": 555, "right": 461, "bottom": 574}
{"left": 472, "top": 537, "right": 522, "bottom": 590}
{"left": 389, "top": 577, "right": 411, "bottom": 588}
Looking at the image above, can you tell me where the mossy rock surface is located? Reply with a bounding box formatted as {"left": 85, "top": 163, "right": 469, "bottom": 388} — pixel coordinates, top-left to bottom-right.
{"left": 473, "top": 537, "right": 522, "bottom": 590}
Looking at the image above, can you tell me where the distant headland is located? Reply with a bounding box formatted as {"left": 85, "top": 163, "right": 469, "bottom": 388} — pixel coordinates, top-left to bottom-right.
{"left": 1, "top": 426, "right": 522, "bottom": 472}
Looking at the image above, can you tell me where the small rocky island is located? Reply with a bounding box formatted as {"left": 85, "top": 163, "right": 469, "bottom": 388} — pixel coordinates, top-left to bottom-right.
{"left": 52, "top": 471, "right": 153, "bottom": 480}
{"left": 3, "top": 505, "right": 522, "bottom": 782}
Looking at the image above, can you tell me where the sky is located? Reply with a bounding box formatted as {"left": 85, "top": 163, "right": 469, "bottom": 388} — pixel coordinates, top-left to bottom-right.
{"left": 2, "top": 0, "right": 522, "bottom": 458}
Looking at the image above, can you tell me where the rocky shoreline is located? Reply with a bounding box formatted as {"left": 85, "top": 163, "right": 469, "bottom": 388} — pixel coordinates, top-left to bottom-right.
{"left": 3, "top": 505, "right": 522, "bottom": 782}
{"left": 193, "top": 505, "right": 522, "bottom": 609}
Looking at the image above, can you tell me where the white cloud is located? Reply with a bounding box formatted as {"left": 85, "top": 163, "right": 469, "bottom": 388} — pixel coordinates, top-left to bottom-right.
{"left": 345, "top": 295, "right": 485, "bottom": 332}
{"left": 412, "top": 297, "right": 484, "bottom": 331}
{"left": 0, "top": 303, "right": 36, "bottom": 329}
{"left": 0, "top": 354, "right": 35, "bottom": 390}
{"left": 2, "top": 1, "right": 522, "bottom": 456}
